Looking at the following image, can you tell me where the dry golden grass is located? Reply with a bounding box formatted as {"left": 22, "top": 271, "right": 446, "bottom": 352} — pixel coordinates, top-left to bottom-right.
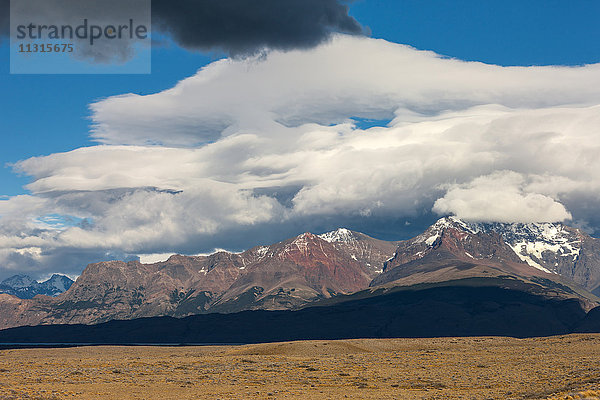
{"left": 0, "top": 334, "right": 598, "bottom": 399}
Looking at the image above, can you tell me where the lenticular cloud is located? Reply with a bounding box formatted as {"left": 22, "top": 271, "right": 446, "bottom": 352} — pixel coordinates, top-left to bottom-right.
{"left": 90, "top": 35, "right": 600, "bottom": 146}
{"left": 3, "top": 35, "right": 600, "bottom": 278}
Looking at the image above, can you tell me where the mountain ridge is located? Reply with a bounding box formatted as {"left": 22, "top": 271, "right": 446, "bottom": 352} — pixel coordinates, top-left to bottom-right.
{"left": 0, "top": 228, "right": 397, "bottom": 328}
{"left": 0, "top": 278, "right": 592, "bottom": 344}
{"left": 0, "top": 274, "right": 74, "bottom": 299}
{"left": 0, "top": 218, "right": 599, "bottom": 330}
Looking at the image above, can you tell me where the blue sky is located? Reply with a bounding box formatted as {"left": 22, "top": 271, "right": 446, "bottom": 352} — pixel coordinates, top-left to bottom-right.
{"left": 1, "top": 0, "right": 599, "bottom": 196}
{"left": 1, "top": 0, "right": 600, "bottom": 278}
{"left": 351, "top": 0, "right": 600, "bottom": 66}
{"left": 0, "top": 43, "right": 217, "bottom": 195}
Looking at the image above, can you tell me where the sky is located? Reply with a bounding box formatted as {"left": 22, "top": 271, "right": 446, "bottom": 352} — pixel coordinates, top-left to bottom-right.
{"left": 1, "top": 0, "right": 600, "bottom": 279}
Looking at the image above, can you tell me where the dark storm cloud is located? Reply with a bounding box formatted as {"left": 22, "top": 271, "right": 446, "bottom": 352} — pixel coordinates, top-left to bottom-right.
{"left": 0, "top": 0, "right": 364, "bottom": 55}
{"left": 151, "top": 0, "right": 364, "bottom": 56}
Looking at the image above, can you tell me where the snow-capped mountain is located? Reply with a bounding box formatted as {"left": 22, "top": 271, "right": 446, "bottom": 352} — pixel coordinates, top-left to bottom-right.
{"left": 0, "top": 229, "right": 397, "bottom": 329}
{"left": 1, "top": 219, "right": 598, "bottom": 330}
{"left": 318, "top": 228, "right": 357, "bottom": 243}
{"left": 208, "top": 229, "right": 397, "bottom": 313}
{"left": 457, "top": 219, "right": 583, "bottom": 273}
{"left": 39, "top": 274, "right": 76, "bottom": 296}
{"left": 0, "top": 274, "right": 74, "bottom": 299}
{"left": 462, "top": 219, "right": 600, "bottom": 294}
{"left": 376, "top": 216, "right": 600, "bottom": 297}
{"left": 0, "top": 274, "right": 37, "bottom": 289}
{"left": 318, "top": 228, "right": 399, "bottom": 275}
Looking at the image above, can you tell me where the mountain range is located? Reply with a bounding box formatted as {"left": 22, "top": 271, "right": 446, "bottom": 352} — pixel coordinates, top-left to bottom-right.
{"left": 375, "top": 217, "right": 600, "bottom": 303}
{"left": 0, "top": 217, "right": 599, "bottom": 334}
{"left": 0, "top": 274, "right": 73, "bottom": 299}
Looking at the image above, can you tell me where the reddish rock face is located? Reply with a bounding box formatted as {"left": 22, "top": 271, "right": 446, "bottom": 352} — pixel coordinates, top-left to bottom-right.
{"left": 1, "top": 218, "right": 598, "bottom": 330}
{"left": 269, "top": 232, "right": 371, "bottom": 291}
{"left": 374, "top": 217, "right": 600, "bottom": 310}
{"left": 211, "top": 232, "right": 375, "bottom": 312}
{"left": 208, "top": 230, "right": 400, "bottom": 313}
{"left": 0, "top": 229, "right": 397, "bottom": 329}
{"left": 381, "top": 217, "right": 534, "bottom": 280}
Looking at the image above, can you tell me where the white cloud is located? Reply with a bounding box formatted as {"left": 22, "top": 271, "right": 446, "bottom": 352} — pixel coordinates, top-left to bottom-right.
{"left": 90, "top": 35, "right": 600, "bottom": 146}
{"left": 138, "top": 253, "right": 175, "bottom": 264}
{"left": 433, "top": 171, "right": 572, "bottom": 223}
{"left": 2, "top": 35, "right": 600, "bottom": 278}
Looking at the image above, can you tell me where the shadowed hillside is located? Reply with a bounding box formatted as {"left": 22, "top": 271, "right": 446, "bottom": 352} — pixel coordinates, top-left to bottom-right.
{"left": 0, "top": 278, "right": 594, "bottom": 345}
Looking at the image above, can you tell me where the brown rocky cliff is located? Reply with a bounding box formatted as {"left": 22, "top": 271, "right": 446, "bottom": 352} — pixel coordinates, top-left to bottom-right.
{"left": 0, "top": 229, "right": 396, "bottom": 329}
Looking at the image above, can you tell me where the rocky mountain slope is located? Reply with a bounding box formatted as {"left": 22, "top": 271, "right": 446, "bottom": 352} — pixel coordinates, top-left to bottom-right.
{"left": 0, "top": 218, "right": 599, "bottom": 330}
{"left": 0, "top": 229, "right": 397, "bottom": 328}
{"left": 0, "top": 274, "right": 74, "bottom": 299}
{"left": 0, "top": 278, "right": 590, "bottom": 343}
{"left": 373, "top": 217, "right": 600, "bottom": 305}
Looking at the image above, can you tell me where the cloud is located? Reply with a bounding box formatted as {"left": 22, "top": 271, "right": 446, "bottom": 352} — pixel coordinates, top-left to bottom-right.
{"left": 432, "top": 171, "right": 572, "bottom": 223}
{"left": 0, "top": 0, "right": 363, "bottom": 60}
{"left": 2, "top": 36, "right": 600, "bottom": 279}
{"left": 90, "top": 35, "right": 600, "bottom": 146}
{"left": 7, "top": 103, "right": 600, "bottom": 278}
{"left": 151, "top": 0, "right": 364, "bottom": 56}
{"left": 5, "top": 0, "right": 151, "bottom": 64}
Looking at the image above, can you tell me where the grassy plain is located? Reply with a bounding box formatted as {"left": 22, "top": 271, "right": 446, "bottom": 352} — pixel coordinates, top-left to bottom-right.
{"left": 0, "top": 335, "right": 599, "bottom": 399}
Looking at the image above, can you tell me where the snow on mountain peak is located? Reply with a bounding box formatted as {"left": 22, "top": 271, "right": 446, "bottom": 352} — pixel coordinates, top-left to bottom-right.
{"left": 417, "top": 217, "right": 470, "bottom": 246}
{"left": 254, "top": 245, "right": 270, "bottom": 258}
{"left": 1, "top": 274, "right": 37, "bottom": 289}
{"left": 318, "top": 228, "right": 357, "bottom": 243}
{"left": 44, "top": 274, "right": 73, "bottom": 292}
{"left": 0, "top": 274, "right": 74, "bottom": 299}
{"left": 428, "top": 216, "right": 473, "bottom": 233}
{"left": 426, "top": 216, "right": 581, "bottom": 273}
{"left": 292, "top": 232, "right": 319, "bottom": 245}
{"left": 431, "top": 217, "right": 574, "bottom": 241}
